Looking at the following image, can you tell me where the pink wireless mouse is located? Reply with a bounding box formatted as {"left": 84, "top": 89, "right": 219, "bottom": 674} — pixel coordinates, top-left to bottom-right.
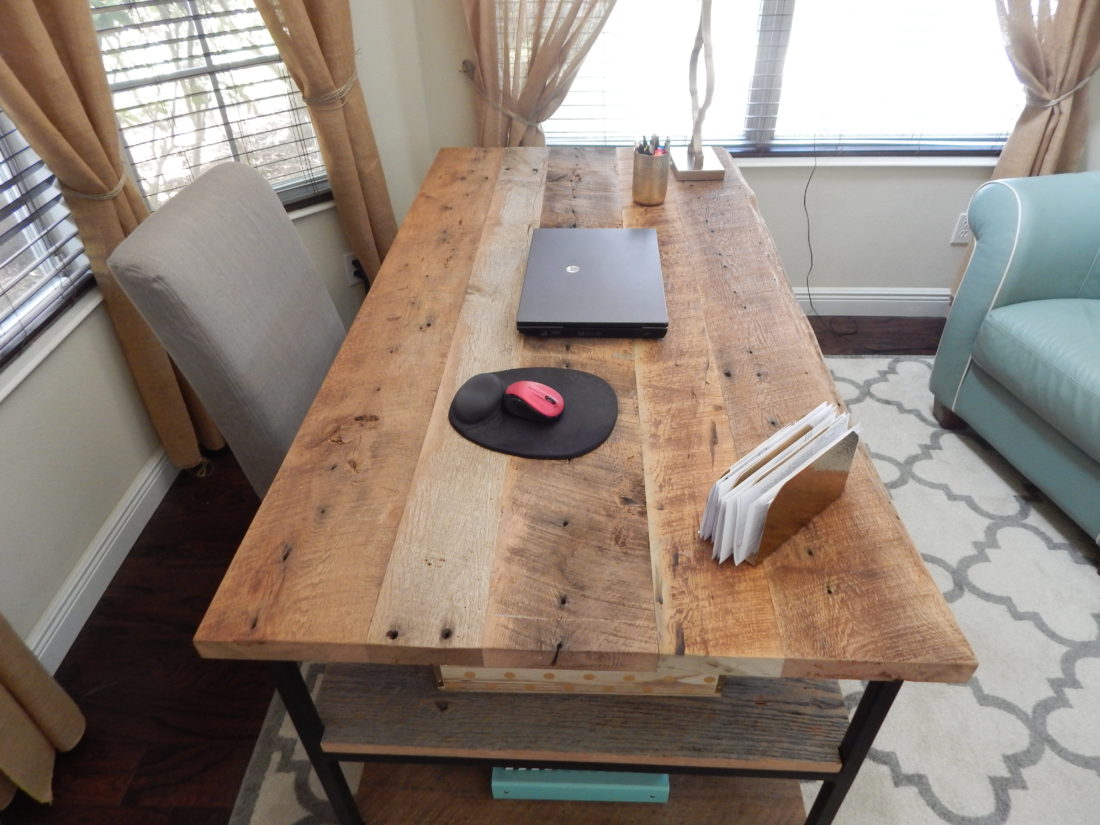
{"left": 503, "top": 380, "right": 565, "bottom": 423}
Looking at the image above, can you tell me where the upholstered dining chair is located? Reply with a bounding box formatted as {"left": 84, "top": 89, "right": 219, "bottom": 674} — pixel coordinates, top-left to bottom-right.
{"left": 108, "top": 162, "right": 346, "bottom": 498}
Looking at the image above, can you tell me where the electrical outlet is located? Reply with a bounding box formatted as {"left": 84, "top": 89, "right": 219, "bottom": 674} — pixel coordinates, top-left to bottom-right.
{"left": 343, "top": 252, "right": 362, "bottom": 286}
{"left": 950, "top": 212, "right": 971, "bottom": 245}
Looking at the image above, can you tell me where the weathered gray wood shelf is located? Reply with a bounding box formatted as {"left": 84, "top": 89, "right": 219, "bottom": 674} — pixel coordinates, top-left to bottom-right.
{"left": 317, "top": 663, "right": 848, "bottom": 774}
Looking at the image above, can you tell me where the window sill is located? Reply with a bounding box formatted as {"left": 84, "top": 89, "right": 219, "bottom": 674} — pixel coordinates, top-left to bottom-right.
{"left": 288, "top": 198, "right": 337, "bottom": 221}
{"left": 0, "top": 289, "right": 103, "bottom": 406}
{"left": 732, "top": 154, "right": 999, "bottom": 169}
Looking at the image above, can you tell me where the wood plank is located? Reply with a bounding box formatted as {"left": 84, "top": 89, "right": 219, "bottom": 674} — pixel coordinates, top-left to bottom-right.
{"left": 318, "top": 663, "right": 847, "bottom": 773}
{"left": 621, "top": 148, "right": 787, "bottom": 679}
{"left": 478, "top": 148, "right": 659, "bottom": 671}
{"left": 437, "top": 665, "right": 721, "bottom": 696}
{"left": 478, "top": 339, "right": 659, "bottom": 670}
{"left": 363, "top": 149, "right": 551, "bottom": 665}
{"left": 680, "top": 155, "right": 974, "bottom": 682}
{"left": 539, "top": 146, "right": 622, "bottom": 229}
{"left": 194, "top": 148, "right": 504, "bottom": 662}
{"left": 627, "top": 148, "right": 975, "bottom": 682}
{"left": 353, "top": 764, "right": 806, "bottom": 825}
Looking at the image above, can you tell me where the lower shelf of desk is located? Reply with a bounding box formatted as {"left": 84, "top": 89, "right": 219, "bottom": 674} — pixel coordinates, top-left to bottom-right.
{"left": 317, "top": 663, "right": 848, "bottom": 775}
{"left": 354, "top": 763, "right": 807, "bottom": 824}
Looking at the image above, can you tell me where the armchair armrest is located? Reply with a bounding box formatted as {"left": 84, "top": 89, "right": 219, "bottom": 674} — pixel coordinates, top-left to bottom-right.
{"left": 931, "top": 172, "right": 1100, "bottom": 409}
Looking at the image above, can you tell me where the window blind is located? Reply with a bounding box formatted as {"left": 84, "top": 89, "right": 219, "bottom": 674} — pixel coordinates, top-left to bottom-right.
{"left": 543, "top": 0, "right": 1022, "bottom": 154}
{"left": 1, "top": 2, "right": 324, "bottom": 369}
{"left": 91, "top": 0, "right": 326, "bottom": 208}
{"left": 0, "top": 111, "right": 93, "bottom": 366}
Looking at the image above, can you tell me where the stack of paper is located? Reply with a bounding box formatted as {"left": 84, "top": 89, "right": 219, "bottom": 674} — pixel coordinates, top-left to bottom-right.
{"left": 699, "top": 403, "right": 860, "bottom": 565}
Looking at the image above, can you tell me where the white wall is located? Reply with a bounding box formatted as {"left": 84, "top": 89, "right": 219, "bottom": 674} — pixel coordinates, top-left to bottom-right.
{"left": 6, "top": 0, "right": 1098, "bottom": 666}
{"left": 0, "top": 298, "right": 160, "bottom": 644}
{"left": 741, "top": 160, "right": 992, "bottom": 314}
{"left": 348, "top": 0, "right": 477, "bottom": 220}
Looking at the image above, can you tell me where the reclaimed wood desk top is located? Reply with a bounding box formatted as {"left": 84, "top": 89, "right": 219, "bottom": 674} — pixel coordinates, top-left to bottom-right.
{"left": 195, "top": 147, "right": 976, "bottom": 684}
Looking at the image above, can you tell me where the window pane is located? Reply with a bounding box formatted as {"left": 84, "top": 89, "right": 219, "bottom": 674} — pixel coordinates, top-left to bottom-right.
{"left": 545, "top": 0, "right": 1022, "bottom": 150}
{"left": 543, "top": 0, "right": 759, "bottom": 145}
{"left": 91, "top": 0, "right": 326, "bottom": 208}
{"left": 775, "top": 0, "right": 1021, "bottom": 142}
{"left": 0, "top": 112, "right": 92, "bottom": 365}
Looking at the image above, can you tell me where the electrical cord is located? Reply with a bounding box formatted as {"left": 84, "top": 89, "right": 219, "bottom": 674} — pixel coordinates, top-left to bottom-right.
{"left": 801, "top": 139, "right": 859, "bottom": 340}
{"left": 802, "top": 147, "right": 820, "bottom": 316}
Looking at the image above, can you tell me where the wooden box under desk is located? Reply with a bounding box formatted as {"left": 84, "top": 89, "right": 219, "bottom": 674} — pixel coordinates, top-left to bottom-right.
{"left": 318, "top": 663, "right": 848, "bottom": 773}
{"left": 194, "top": 147, "right": 975, "bottom": 823}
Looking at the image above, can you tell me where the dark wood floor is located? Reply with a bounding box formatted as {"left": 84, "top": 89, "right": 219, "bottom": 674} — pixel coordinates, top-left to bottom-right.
{"left": 3, "top": 316, "right": 943, "bottom": 824}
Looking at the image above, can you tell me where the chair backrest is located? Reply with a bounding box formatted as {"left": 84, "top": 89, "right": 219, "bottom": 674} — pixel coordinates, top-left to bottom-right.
{"left": 109, "top": 162, "right": 346, "bottom": 497}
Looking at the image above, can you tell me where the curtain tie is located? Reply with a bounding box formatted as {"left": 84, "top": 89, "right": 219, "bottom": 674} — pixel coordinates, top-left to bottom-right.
{"left": 61, "top": 175, "right": 127, "bottom": 201}
{"left": 304, "top": 73, "right": 359, "bottom": 109}
{"left": 1026, "top": 71, "right": 1096, "bottom": 109}
{"left": 461, "top": 60, "right": 541, "bottom": 129}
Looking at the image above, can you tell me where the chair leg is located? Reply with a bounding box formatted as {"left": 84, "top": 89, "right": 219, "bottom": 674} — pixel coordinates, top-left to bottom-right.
{"left": 932, "top": 400, "right": 967, "bottom": 430}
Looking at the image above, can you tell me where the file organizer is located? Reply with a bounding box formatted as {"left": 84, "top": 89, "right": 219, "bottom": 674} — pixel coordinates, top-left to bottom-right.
{"left": 700, "top": 404, "right": 860, "bottom": 565}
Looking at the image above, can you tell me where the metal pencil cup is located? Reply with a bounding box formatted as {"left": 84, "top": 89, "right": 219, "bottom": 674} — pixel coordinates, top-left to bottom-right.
{"left": 632, "top": 150, "right": 670, "bottom": 206}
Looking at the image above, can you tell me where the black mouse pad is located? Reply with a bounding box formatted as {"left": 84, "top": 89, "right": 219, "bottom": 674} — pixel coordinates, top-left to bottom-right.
{"left": 448, "top": 367, "right": 617, "bottom": 459}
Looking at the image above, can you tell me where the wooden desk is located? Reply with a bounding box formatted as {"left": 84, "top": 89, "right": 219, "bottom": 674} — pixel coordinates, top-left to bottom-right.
{"left": 195, "top": 147, "right": 975, "bottom": 825}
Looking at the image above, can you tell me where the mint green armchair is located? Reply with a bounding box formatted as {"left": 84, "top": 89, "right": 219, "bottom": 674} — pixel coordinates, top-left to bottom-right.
{"left": 930, "top": 172, "right": 1100, "bottom": 543}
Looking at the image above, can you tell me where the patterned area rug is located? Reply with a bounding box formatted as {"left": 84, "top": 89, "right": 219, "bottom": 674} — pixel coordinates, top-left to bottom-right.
{"left": 230, "top": 356, "right": 1100, "bottom": 825}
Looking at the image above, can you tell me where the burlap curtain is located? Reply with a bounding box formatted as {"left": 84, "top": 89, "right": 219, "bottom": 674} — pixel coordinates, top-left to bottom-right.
{"left": 462, "top": 0, "right": 618, "bottom": 147}
{"left": 254, "top": 0, "right": 397, "bottom": 280}
{"left": 0, "top": 612, "right": 85, "bottom": 809}
{"left": 994, "top": 0, "right": 1100, "bottom": 177}
{"left": 0, "top": 0, "right": 221, "bottom": 469}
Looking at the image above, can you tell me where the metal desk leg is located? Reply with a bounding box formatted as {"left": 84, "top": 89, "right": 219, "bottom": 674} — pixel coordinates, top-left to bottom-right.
{"left": 805, "top": 680, "right": 903, "bottom": 825}
{"left": 267, "top": 662, "right": 364, "bottom": 825}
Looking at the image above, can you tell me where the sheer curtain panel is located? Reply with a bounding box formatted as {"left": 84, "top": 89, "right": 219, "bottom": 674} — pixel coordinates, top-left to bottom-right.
{"left": 0, "top": 0, "right": 221, "bottom": 468}
{"left": 254, "top": 0, "right": 396, "bottom": 280}
{"left": 463, "top": 0, "right": 618, "bottom": 147}
{"left": 995, "top": 0, "right": 1100, "bottom": 177}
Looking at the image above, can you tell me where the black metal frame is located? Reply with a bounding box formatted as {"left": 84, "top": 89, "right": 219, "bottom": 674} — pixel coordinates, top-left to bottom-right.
{"left": 267, "top": 662, "right": 902, "bottom": 825}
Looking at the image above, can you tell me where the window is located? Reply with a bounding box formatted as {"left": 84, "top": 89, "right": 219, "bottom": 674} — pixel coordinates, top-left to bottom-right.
{"left": 0, "top": 110, "right": 93, "bottom": 365}
{"left": 91, "top": 0, "right": 326, "bottom": 208}
{"left": 543, "top": 0, "right": 1023, "bottom": 154}
{"left": 1, "top": 2, "right": 323, "bottom": 367}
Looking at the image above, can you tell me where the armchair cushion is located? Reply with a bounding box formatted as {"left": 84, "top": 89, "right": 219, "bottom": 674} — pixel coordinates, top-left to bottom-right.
{"left": 973, "top": 298, "right": 1100, "bottom": 464}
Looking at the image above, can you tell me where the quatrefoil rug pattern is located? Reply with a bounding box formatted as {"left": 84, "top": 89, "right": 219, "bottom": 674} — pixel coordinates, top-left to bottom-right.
{"left": 231, "top": 356, "right": 1100, "bottom": 825}
{"left": 799, "top": 356, "right": 1100, "bottom": 825}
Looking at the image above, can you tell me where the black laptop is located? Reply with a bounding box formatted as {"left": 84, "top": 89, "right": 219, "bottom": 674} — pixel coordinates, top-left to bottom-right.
{"left": 516, "top": 228, "right": 668, "bottom": 338}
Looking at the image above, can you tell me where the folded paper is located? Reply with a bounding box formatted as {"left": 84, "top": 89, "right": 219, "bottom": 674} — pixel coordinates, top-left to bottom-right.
{"left": 699, "top": 404, "right": 859, "bottom": 565}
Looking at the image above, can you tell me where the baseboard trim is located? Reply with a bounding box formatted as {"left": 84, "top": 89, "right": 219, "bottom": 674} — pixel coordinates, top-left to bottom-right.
{"left": 27, "top": 449, "right": 178, "bottom": 673}
{"left": 793, "top": 287, "right": 951, "bottom": 317}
